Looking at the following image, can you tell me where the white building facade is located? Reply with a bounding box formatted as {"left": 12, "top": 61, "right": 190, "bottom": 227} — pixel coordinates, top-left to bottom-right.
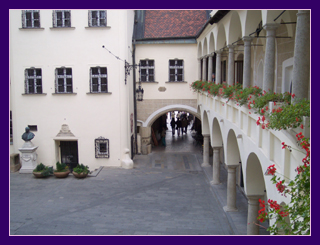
{"left": 10, "top": 9, "right": 136, "bottom": 171}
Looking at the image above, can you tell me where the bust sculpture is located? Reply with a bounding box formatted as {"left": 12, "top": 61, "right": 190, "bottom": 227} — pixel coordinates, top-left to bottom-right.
{"left": 22, "top": 127, "right": 35, "bottom": 142}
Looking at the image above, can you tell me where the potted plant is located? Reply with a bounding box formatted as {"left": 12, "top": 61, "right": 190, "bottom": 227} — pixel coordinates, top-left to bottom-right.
{"left": 72, "top": 164, "right": 90, "bottom": 178}
{"left": 33, "top": 163, "right": 53, "bottom": 178}
{"left": 53, "top": 161, "right": 70, "bottom": 178}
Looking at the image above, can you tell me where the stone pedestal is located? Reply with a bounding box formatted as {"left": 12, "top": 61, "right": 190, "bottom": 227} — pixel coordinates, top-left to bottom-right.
{"left": 121, "top": 148, "right": 133, "bottom": 169}
{"left": 19, "top": 141, "right": 38, "bottom": 174}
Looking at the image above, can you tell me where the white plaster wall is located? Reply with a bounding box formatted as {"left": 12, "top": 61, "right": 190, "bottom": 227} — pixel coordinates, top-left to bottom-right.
{"left": 10, "top": 10, "right": 134, "bottom": 170}
{"left": 135, "top": 43, "right": 198, "bottom": 100}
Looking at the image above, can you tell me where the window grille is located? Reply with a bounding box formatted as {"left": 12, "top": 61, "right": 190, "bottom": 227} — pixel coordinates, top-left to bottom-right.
{"left": 21, "top": 10, "right": 40, "bottom": 28}
{"left": 88, "top": 10, "right": 107, "bottom": 27}
{"left": 95, "top": 137, "right": 109, "bottom": 158}
{"left": 140, "top": 60, "right": 154, "bottom": 82}
{"left": 90, "top": 67, "right": 108, "bottom": 93}
{"left": 169, "top": 59, "right": 184, "bottom": 82}
{"left": 25, "top": 68, "right": 42, "bottom": 94}
{"left": 55, "top": 67, "right": 73, "bottom": 93}
{"left": 53, "top": 10, "right": 71, "bottom": 27}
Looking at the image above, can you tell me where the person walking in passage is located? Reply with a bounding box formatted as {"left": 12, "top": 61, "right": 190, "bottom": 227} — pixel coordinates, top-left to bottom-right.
{"left": 170, "top": 118, "right": 176, "bottom": 136}
{"left": 176, "top": 118, "right": 182, "bottom": 136}
{"left": 161, "top": 126, "right": 166, "bottom": 146}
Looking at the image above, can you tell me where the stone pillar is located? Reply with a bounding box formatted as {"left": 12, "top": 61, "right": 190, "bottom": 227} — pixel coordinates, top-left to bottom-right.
{"left": 247, "top": 195, "right": 264, "bottom": 235}
{"left": 223, "top": 165, "right": 238, "bottom": 212}
{"left": 242, "top": 36, "right": 254, "bottom": 88}
{"left": 140, "top": 126, "right": 152, "bottom": 155}
{"left": 208, "top": 55, "right": 213, "bottom": 82}
{"left": 292, "top": 10, "right": 310, "bottom": 100}
{"left": 137, "top": 133, "right": 141, "bottom": 154}
{"left": 202, "top": 56, "right": 207, "bottom": 81}
{"left": 201, "top": 134, "right": 210, "bottom": 167}
{"left": 227, "top": 45, "right": 236, "bottom": 86}
{"left": 215, "top": 51, "right": 222, "bottom": 84}
{"left": 198, "top": 58, "right": 202, "bottom": 80}
{"left": 210, "top": 147, "right": 221, "bottom": 185}
{"left": 19, "top": 141, "right": 38, "bottom": 173}
{"left": 262, "top": 23, "right": 280, "bottom": 92}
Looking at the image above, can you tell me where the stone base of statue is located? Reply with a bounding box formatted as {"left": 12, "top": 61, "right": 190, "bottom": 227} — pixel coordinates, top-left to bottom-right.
{"left": 18, "top": 141, "right": 39, "bottom": 174}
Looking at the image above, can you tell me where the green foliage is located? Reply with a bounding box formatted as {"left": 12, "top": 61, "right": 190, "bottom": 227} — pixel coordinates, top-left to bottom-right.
{"left": 73, "top": 164, "right": 90, "bottom": 174}
{"left": 234, "top": 86, "right": 262, "bottom": 106}
{"left": 253, "top": 91, "right": 291, "bottom": 114}
{"left": 33, "top": 163, "right": 53, "bottom": 177}
{"left": 55, "top": 161, "right": 69, "bottom": 172}
{"left": 268, "top": 98, "right": 310, "bottom": 130}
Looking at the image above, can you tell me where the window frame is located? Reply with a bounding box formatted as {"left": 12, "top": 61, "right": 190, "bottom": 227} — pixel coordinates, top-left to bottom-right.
{"left": 90, "top": 67, "right": 108, "bottom": 93}
{"left": 139, "top": 59, "right": 155, "bottom": 82}
{"left": 88, "top": 10, "right": 107, "bottom": 27}
{"left": 55, "top": 67, "right": 73, "bottom": 93}
{"left": 25, "top": 68, "right": 43, "bottom": 94}
{"left": 21, "top": 10, "right": 40, "bottom": 28}
{"left": 52, "top": 10, "right": 71, "bottom": 28}
{"left": 95, "top": 137, "right": 109, "bottom": 158}
{"left": 168, "top": 59, "right": 184, "bottom": 82}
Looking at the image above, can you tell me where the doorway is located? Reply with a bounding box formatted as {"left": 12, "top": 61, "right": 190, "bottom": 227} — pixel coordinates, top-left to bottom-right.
{"left": 60, "top": 141, "right": 79, "bottom": 170}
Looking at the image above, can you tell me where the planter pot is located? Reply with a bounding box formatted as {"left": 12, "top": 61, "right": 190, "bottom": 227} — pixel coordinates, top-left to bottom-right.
{"left": 53, "top": 171, "right": 70, "bottom": 178}
{"left": 73, "top": 172, "right": 88, "bottom": 179}
{"left": 33, "top": 172, "right": 47, "bottom": 178}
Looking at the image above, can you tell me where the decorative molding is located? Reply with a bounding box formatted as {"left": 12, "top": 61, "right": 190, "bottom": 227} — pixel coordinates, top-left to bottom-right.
{"left": 56, "top": 124, "right": 75, "bottom": 137}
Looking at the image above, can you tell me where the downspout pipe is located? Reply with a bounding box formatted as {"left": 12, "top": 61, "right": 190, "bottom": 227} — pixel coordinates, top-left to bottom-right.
{"left": 132, "top": 11, "right": 138, "bottom": 157}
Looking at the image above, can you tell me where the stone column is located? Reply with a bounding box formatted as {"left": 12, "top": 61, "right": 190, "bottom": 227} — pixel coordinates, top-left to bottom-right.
{"left": 198, "top": 58, "right": 202, "bottom": 80}
{"left": 210, "top": 147, "right": 221, "bottom": 185}
{"left": 201, "top": 134, "right": 210, "bottom": 167}
{"left": 262, "top": 23, "right": 280, "bottom": 92}
{"left": 215, "top": 51, "right": 222, "bottom": 84}
{"left": 292, "top": 10, "right": 310, "bottom": 100}
{"left": 242, "top": 36, "right": 254, "bottom": 88}
{"left": 223, "top": 165, "right": 238, "bottom": 212}
{"left": 202, "top": 56, "right": 207, "bottom": 81}
{"left": 247, "top": 195, "right": 264, "bottom": 235}
{"left": 227, "top": 45, "right": 236, "bottom": 86}
{"left": 208, "top": 55, "right": 213, "bottom": 82}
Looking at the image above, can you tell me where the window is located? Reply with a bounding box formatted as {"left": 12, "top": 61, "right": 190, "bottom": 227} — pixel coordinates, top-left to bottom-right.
{"left": 21, "top": 10, "right": 40, "bottom": 28}
{"left": 90, "top": 67, "right": 108, "bottom": 93}
{"left": 55, "top": 67, "right": 73, "bottom": 93}
{"left": 88, "top": 10, "right": 107, "bottom": 27}
{"left": 25, "top": 68, "right": 42, "bottom": 94}
{"left": 169, "top": 59, "right": 184, "bottom": 82}
{"left": 95, "top": 137, "right": 109, "bottom": 158}
{"left": 53, "top": 10, "right": 71, "bottom": 27}
{"left": 140, "top": 60, "right": 154, "bottom": 82}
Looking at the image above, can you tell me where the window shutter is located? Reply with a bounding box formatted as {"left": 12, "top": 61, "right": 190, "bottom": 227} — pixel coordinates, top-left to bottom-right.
{"left": 24, "top": 69, "right": 28, "bottom": 93}
{"left": 52, "top": 10, "right": 57, "bottom": 27}
{"left": 21, "top": 10, "right": 26, "bottom": 28}
{"left": 55, "top": 68, "right": 58, "bottom": 93}
{"left": 88, "top": 10, "right": 92, "bottom": 27}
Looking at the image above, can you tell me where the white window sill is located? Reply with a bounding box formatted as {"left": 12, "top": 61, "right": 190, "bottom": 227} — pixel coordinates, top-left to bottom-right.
{"left": 22, "top": 93, "right": 47, "bottom": 95}
{"left": 19, "top": 27, "right": 45, "bottom": 30}
{"left": 165, "top": 81, "right": 188, "bottom": 83}
{"left": 140, "top": 81, "right": 159, "bottom": 83}
{"left": 86, "top": 92, "right": 112, "bottom": 94}
{"left": 52, "top": 93, "right": 77, "bottom": 95}
{"left": 85, "top": 26, "right": 111, "bottom": 29}
{"left": 50, "top": 27, "right": 75, "bottom": 30}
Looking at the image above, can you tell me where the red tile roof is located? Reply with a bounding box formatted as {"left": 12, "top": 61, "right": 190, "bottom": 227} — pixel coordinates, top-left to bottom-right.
{"left": 144, "top": 10, "right": 208, "bottom": 38}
